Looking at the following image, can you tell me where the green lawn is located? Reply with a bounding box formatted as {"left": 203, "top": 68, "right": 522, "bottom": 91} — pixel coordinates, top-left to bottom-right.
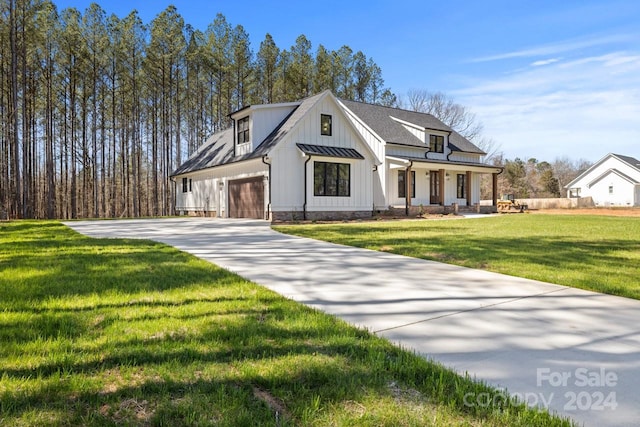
{"left": 0, "top": 221, "right": 573, "bottom": 426}
{"left": 274, "top": 214, "right": 640, "bottom": 300}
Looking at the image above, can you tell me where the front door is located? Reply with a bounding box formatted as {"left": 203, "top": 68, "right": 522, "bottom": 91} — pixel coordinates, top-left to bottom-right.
{"left": 430, "top": 171, "right": 440, "bottom": 204}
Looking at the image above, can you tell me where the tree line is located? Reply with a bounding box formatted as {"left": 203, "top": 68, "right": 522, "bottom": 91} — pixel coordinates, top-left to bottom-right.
{"left": 497, "top": 156, "right": 592, "bottom": 199}
{"left": 0, "top": 0, "right": 395, "bottom": 219}
{"left": 478, "top": 155, "right": 591, "bottom": 200}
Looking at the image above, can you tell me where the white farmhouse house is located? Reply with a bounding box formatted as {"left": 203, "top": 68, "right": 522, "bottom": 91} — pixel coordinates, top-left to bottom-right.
{"left": 171, "top": 90, "right": 502, "bottom": 220}
{"left": 565, "top": 153, "right": 640, "bottom": 207}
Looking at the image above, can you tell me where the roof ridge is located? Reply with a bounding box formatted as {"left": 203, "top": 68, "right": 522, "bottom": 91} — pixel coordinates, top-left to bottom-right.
{"left": 339, "top": 96, "right": 441, "bottom": 119}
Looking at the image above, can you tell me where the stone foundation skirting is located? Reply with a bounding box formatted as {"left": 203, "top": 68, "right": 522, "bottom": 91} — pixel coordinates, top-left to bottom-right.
{"left": 272, "top": 210, "right": 373, "bottom": 221}
{"left": 384, "top": 204, "right": 496, "bottom": 216}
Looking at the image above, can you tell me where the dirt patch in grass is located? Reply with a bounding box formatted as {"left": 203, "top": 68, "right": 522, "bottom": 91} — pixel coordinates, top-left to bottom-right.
{"left": 532, "top": 208, "right": 640, "bottom": 217}
{"left": 253, "top": 386, "right": 293, "bottom": 423}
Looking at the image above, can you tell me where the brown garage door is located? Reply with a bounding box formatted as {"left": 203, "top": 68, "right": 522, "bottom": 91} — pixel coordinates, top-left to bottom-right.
{"left": 228, "top": 176, "right": 264, "bottom": 219}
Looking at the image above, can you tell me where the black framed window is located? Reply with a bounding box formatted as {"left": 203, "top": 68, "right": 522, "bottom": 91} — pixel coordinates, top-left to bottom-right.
{"left": 321, "top": 114, "right": 332, "bottom": 136}
{"left": 189, "top": 179, "right": 193, "bottom": 192}
{"left": 457, "top": 174, "right": 466, "bottom": 198}
{"left": 398, "top": 170, "right": 415, "bottom": 198}
{"left": 237, "top": 116, "right": 250, "bottom": 144}
{"left": 182, "top": 177, "right": 188, "bottom": 193}
{"left": 314, "top": 161, "right": 350, "bottom": 196}
{"left": 429, "top": 134, "right": 444, "bottom": 153}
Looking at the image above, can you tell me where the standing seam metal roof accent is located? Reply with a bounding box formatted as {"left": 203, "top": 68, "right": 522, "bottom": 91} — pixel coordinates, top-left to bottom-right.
{"left": 295, "top": 143, "right": 365, "bottom": 159}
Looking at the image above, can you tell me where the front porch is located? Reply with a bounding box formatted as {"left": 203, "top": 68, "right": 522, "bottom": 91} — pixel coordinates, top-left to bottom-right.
{"left": 387, "top": 156, "right": 501, "bottom": 215}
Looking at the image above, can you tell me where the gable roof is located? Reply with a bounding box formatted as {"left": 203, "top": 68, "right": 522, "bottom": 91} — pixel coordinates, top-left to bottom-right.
{"left": 172, "top": 91, "right": 486, "bottom": 177}
{"left": 171, "top": 92, "right": 327, "bottom": 177}
{"left": 565, "top": 153, "right": 640, "bottom": 188}
{"left": 339, "top": 99, "right": 485, "bottom": 154}
{"left": 252, "top": 91, "right": 326, "bottom": 158}
{"left": 588, "top": 168, "right": 639, "bottom": 188}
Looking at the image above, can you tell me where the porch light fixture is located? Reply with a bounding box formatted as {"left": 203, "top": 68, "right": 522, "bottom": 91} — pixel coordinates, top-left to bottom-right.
{"left": 218, "top": 181, "right": 224, "bottom": 188}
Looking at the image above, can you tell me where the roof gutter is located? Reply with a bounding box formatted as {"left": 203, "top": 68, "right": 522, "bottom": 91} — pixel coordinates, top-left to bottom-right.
{"left": 303, "top": 154, "right": 312, "bottom": 220}
{"left": 261, "top": 155, "right": 272, "bottom": 220}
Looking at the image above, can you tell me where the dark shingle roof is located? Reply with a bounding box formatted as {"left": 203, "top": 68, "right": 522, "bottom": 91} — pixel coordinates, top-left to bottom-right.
{"left": 339, "top": 99, "right": 485, "bottom": 154}
{"left": 172, "top": 91, "right": 487, "bottom": 176}
{"left": 613, "top": 153, "right": 640, "bottom": 171}
{"left": 171, "top": 128, "right": 235, "bottom": 176}
{"left": 296, "top": 143, "right": 364, "bottom": 159}
{"left": 171, "top": 92, "right": 328, "bottom": 177}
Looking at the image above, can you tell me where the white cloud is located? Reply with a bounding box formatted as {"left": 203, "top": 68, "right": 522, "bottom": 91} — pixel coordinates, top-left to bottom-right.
{"left": 454, "top": 51, "right": 640, "bottom": 162}
{"left": 469, "top": 34, "right": 634, "bottom": 63}
{"left": 531, "top": 58, "right": 561, "bottom": 67}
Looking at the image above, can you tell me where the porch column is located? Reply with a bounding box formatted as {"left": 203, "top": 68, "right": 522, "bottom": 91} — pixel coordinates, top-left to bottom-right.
{"left": 439, "top": 169, "right": 445, "bottom": 205}
{"left": 466, "top": 171, "right": 472, "bottom": 206}
{"left": 492, "top": 173, "right": 498, "bottom": 207}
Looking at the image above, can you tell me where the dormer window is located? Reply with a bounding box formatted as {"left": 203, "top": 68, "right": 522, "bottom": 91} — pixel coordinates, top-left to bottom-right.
{"left": 429, "top": 135, "right": 444, "bottom": 153}
{"left": 237, "top": 116, "right": 249, "bottom": 144}
{"left": 321, "top": 114, "right": 332, "bottom": 136}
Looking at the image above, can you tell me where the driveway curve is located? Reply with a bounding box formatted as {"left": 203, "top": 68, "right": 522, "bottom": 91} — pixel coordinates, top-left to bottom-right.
{"left": 66, "top": 217, "right": 640, "bottom": 427}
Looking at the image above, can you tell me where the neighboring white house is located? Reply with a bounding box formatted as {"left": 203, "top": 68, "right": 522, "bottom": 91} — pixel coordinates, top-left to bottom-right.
{"left": 565, "top": 153, "right": 640, "bottom": 207}
{"left": 171, "top": 90, "right": 502, "bottom": 220}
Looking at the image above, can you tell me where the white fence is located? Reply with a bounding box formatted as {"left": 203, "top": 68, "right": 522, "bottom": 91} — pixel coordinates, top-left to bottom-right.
{"left": 480, "top": 197, "right": 594, "bottom": 209}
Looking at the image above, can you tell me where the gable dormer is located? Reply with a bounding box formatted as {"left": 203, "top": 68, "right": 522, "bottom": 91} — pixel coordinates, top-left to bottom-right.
{"left": 426, "top": 130, "right": 450, "bottom": 159}
{"left": 231, "top": 102, "right": 299, "bottom": 156}
{"left": 389, "top": 115, "right": 451, "bottom": 159}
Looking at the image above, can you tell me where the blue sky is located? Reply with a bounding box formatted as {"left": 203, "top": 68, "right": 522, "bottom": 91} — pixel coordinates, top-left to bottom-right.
{"left": 55, "top": 0, "right": 640, "bottom": 162}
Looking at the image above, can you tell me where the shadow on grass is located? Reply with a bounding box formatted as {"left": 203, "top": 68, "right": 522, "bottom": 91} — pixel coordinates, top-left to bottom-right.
{"left": 0, "top": 221, "right": 573, "bottom": 426}
{"left": 1, "top": 310, "right": 565, "bottom": 426}
{"left": 1, "top": 222, "right": 240, "bottom": 305}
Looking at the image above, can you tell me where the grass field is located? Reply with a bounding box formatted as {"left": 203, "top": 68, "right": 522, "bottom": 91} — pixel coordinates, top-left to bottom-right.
{"left": 0, "top": 221, "right": 573, "bottom": 426}
{"left": 274, "top": 214, "right": 640, "bottom": 300}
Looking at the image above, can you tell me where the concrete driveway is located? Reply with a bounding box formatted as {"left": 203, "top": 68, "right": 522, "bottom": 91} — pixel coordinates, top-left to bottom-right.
{"left": 65, "top": 217, "right": 640, "bottom": 427}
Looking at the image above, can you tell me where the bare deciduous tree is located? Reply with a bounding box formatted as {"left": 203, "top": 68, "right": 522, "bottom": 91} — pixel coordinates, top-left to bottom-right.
{"left": 404, "top": 88, "right": 501, "bottom": 161}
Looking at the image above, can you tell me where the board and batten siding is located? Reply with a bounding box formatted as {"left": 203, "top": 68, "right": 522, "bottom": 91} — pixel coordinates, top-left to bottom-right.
{"left": 448, "top": 152, "right": 483, "bottom": 163}
{"left": 270, "top": 95, "right": 375, "bottom": 213}
{"left": 340, "top": 102, "right": 387, "bottom": 209}
{"left": 175, "top": 159, "right": 267, "bottom": 216}
{"left": 251, "top": 105, "right": 297, "bottom": 151}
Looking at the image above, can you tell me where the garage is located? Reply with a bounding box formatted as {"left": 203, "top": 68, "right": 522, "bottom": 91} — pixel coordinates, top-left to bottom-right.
{"left": 228, "top": 176, "right": 265, "bottom": 219}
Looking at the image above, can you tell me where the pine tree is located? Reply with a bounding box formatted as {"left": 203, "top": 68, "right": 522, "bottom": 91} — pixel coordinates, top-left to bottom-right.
{"left": 0, "top": 4, "right": 399, "bottom": 219}
{"left": 289, "top": 34, "right": 312, "bottom": 98}
{"left": 230, "top": 24, "right": 253, "bottom": 110}
{"left": 256, "top": 33, "right": 278, "bottom": 103}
